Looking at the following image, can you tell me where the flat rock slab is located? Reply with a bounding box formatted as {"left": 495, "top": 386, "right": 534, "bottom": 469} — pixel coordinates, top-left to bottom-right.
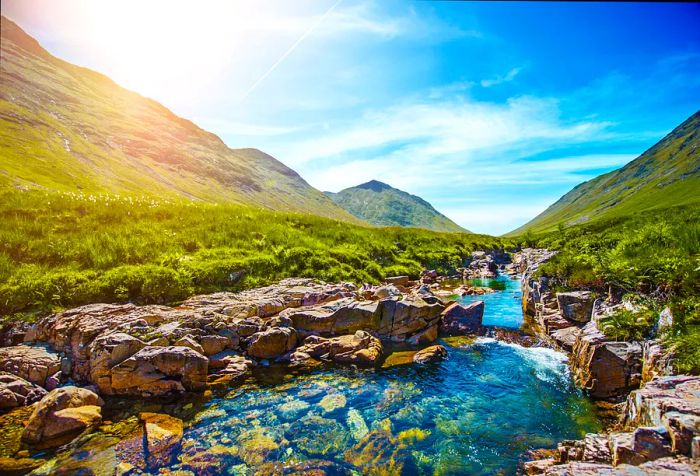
{"left": 0, "top": 345, "right": 61, "bottom": 388}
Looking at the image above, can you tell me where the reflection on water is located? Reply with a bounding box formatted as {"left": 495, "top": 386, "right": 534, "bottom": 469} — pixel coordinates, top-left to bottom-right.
{"left": 29, "top": 277, "right": 600, "bottom": 475}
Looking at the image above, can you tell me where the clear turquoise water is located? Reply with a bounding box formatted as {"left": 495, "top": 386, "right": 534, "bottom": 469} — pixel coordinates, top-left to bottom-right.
{"left": 459, "top": 276, "right": 524, "bottom": 328}
{"left": 32, "top": 277, "right": 601, "bottom": 475}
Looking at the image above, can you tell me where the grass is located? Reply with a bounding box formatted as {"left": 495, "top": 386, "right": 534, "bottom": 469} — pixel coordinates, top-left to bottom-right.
{"left": 509, "top": 110, "right": 700, "bottom": 235}
{"left": 520, "top": 206, "right": 700, "bottom": 373}
{"left": 0, "top": 188, "right": 507, "bottom": 322}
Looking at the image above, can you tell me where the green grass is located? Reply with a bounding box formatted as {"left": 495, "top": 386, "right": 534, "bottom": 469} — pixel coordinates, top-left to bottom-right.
{"left": 517, "top": 206, "right": 700, "bottom": 373}
{"left": 509, "top": 111, "right": 700, "bottom": 235}
{"left": 0, "top": 188, "right": 507, "bottom": 322}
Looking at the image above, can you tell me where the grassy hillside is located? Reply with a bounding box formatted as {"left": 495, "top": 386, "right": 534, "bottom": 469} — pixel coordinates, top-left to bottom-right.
{"left": 509, "top": 111, "right": 700, "bottom": 235}
{"left": 0, "top": 188, "right": 505, "bottom": 321}
{"left": 515, "top": 205, "right": 700, "bottom": 373}
{"left": 326, "top": 180, "right": 468, "bottom": 233}
{"left": 0, "top": 16, "right": 357, "bottom": 222}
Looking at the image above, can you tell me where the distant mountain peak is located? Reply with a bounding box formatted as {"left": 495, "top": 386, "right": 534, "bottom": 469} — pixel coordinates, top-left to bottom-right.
{"left": 355, "top": 180, "right": 393, "bottom": 192}
{"left": 327, "top": 181, "right": 470, "bottom": 233}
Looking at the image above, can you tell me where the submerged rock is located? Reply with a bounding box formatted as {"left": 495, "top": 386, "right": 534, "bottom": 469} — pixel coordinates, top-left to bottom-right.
{"left": 22, "top": 386, "right": 102, "bottom": 446}
{"left": 140, "top": 412, "right": 184, "bottom": 468}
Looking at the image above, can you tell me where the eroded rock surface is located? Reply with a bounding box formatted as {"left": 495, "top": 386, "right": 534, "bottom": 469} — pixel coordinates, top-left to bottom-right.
{"left": 22, "top": 386, "right": 102, "bottom": 446}
{"left": 0, "top": 372, "right": 47, "bottom": 410}
{"left": 110, "top": 346, "right": 208, "bottom": 397}
{"left": 0, "top": 345, "right": 61, "bottom": 388}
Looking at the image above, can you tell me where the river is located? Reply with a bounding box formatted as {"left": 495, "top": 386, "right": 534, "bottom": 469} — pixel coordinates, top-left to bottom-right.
{"left": 29, "top": 275, "right": 601, "bottom": 475}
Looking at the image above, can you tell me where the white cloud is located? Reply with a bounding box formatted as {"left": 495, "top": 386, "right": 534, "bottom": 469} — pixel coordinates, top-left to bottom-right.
{"left": 480, "top": 67, "right": 522, "bottom": 88}
{"left": 282, "top": 94, "right": 614, "bottom": 168}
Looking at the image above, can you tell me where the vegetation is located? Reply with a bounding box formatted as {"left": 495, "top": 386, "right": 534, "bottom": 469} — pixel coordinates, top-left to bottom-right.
{"left": 0, "top": 16, "right": 355, "bottom": 222}
{"left": 326, "top": 180, "right": 468, "bottom": 233}
{"left": 598, "top": 307, "right": 656, "bottom": 341}
{"left": 509, "top": 110, "right": 700, "bottom": 235}
{"left": 0, "top": 188, "right": 506, "bottom": 322}
{"left": 521, "top": 206, "right": 700, "bottom": 373}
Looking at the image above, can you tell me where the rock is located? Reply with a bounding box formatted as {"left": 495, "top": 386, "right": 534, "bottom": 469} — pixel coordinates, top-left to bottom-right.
{"left": 413, "top": 345, "right": 447, "bottom": 364}
{"left": 319, "top": 393, "right": 347, "bottom": 413}
{"left": 550, "top": 327, "right": 580, "bottom": 352}
{"left": 110, "top": 346, "right": 208, "bottom": 396}
{"left": 439, "top": 301, "right": 484, "bottom": 336}
{"left": 611, "top": 427, "right": 673, "bottom": 465}
{"left": 0, "top": 372, "right": 47, "bottom": 410}
{"left": 140, "top": 412, "right": 184, "bottom": 467}
{"left": 200, "top": 335, "right": 230, "bottom": 356}
{"left": 0, "top": 456, "right": 45, "bottom": 475}
{"left": 641, "top": 340, "right": 674, "bottom": 384}
{"left": 246, "top": 327, "right": 297, "bottom": 359}
{"left": 373, "top": 285, "right": 401, "bottom": 300}
{"left": 385, "top": 276, "right": 409, "bottom": 287}
{"left": 347, "top": 408, "right": 369, "bottom": 442}
{"left": 22, "top": 386, "right": 102, "bottom": 445}
{"left": 296, "top": 335, "right": 332, "bottom": 358}
{"left": 557, "top": 291, "right": 594, "bottom": 323}
{"left": 663, "top": 411, "right": 700, "bottom": 455}
{"left": 174, "top": 335, "right": 205, "bottom": 355}
{"left": 571, "top": 322, "right": 642, "bottom": 400}
{"left": 254, "top": 459, "right": 354, "bottom": 476}
{"left": 88, "top": 332, "right": 146, "bottom": 394}
{"left": 328, "top": 331, "right": 383, "bottom": 366}
{"left": 382, "top": 296, "right": 444, "bottom": 340}
{"left": 406, "top": 323, "right": 438, "bottom": 346}
{"left": 0, "top": 345, "right": 62, "bottom": 387}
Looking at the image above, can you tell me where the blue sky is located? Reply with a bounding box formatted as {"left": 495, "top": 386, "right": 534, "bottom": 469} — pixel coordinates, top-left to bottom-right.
{"left": 4, "top": 1, "right": 700, "bottom": 234}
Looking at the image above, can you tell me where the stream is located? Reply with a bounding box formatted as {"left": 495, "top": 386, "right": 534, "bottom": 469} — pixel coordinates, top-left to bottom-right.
{"left": 24, "top": 276, "right": 601, "bottom": 475}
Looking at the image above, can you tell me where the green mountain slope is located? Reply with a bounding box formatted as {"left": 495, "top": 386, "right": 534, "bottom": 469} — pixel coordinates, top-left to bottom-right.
{"left": 325, "top": 180, "right": 469, "bottom": 233}
{"left": 0, "top": 16, "right": 358, "bottom": 222}
{"left": 509, "top": 111, "right": 700, "bottom": 235}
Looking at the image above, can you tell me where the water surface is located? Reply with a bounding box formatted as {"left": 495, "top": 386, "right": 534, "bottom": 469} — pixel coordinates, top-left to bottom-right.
{"left": 30, "top": 276, "right": 600, "bottom": 475}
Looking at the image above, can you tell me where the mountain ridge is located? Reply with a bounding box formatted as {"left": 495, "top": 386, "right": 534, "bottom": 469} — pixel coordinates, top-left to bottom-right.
{"left": 326, "top": 180, "right": 469, "bottom": 233}
{"left": 0, "top": 16, "right": 360, "bottom": 223}
{"left": 508, "top": 111, "right": 700, "bottom": 235}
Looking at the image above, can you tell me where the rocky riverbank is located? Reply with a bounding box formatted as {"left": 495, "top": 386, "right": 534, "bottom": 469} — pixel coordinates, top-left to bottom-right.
{"left": 516, "top": 248, "right": 699, "bottom": 475}
{"left": 0, "top": 273, "right": 492, "bottom": 470}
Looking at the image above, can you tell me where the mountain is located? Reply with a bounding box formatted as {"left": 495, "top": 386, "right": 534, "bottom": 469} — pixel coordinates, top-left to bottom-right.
{"left": 509, "top": 111, "right": 700, "bottom": 235}
{"left": 0, "top": 16, "right": 358, "bottom": 222}
{"left": 325, "top": 180, "right": 469, "bottom": 233}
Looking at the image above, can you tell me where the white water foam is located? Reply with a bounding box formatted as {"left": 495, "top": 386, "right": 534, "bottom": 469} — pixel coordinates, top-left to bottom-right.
{"left": 475, "top": 337, "right": 570, "bottom": 385}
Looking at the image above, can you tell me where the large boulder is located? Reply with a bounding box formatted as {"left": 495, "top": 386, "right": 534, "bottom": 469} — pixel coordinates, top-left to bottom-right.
{"left": 622, "top": 375, "right": 700, "bottom": 456}
{"left": 22, "top": 386, "right": 102, "bottom": 445}
{"left": 110, "top": 346, "right": 208, "bottom": 397}
{"left": 557, "top": 291, "right": 594, "bottom": 323}
{"left": 381, "top": 296, "right": 444, "bottom": 340}
{"left": 88, "top": 332, "right": 147, "bottom": 394}
{"left": 439, "top": 301, "right": 484, "bottom": 336}
{"left": 246, "top": 327, "right": 297, "bottom": 359}
{"left": 0, "top": 345, "right": 62, "bottom": 387}
{"left": 0, "top": 372, "right": 47, "bottom": 410}
{"left": 571, "top": 322, "right": 642, "bottom": 400}
{"left": 328, "top": 331, "right": 383, "bottom": 366}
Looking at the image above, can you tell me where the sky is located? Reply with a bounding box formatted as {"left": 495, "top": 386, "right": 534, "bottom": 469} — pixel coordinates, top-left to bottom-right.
{"left": 3, "top": 0, "right": 700, "bottom": 235}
